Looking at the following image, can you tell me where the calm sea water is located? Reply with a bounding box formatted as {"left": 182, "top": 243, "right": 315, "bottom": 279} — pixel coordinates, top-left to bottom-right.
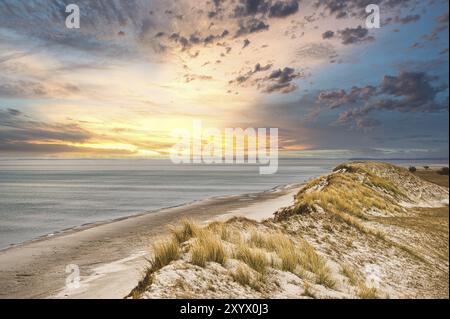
{"left": 0, "top": 158, "right": 447, "bottom": 249}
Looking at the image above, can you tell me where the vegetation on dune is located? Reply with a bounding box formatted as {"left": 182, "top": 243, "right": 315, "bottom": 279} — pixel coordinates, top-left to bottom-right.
{"left": 129, "top": 162, "right": 448, "bottom": 299}
{"left": 278, "top": 162, "right": 407, "bottom": 223}
{"left": 358, "top": 285, "right": 379, "bottom": 299}
{"left": 191, "top": 230, "right": 227, "bottom": 267}
{"left": 298, "top": 240, "right": 335, "bottom": 288}
{"left": 275, "top": 161, "right": 428, "bottom": 262}
{"left": 234, "top": 244, "right": 269, "bottom": 274}
{"left": 127, "top": 237, "right": 180, "bottom": 298}
{"left": 129, "top": 216, "right": 339, "bottom": 298}
{"left": 169, "top": 218, "right": 201, "bottom": 243}
{"left": 230, "top": 263, "right": 265, "bottom": 291}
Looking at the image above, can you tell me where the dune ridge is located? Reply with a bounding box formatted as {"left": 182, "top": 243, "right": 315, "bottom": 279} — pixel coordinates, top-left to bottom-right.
{"left": 131, "top": 161, "right": 449, "bottom": 299}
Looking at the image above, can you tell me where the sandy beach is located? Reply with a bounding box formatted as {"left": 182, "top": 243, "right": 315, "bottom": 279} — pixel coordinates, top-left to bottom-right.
{"left": 0, "top": 184, "right": 302, "bottom": 299}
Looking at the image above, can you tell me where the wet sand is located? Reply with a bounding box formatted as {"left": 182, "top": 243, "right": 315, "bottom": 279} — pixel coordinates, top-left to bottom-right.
{"left": 0, "top": 184, "right": 301, "bottom": 299}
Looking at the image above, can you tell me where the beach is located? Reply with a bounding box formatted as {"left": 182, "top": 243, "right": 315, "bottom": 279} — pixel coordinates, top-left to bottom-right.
{"left": 0, "top": 184, "right": 301, "bottom": 299}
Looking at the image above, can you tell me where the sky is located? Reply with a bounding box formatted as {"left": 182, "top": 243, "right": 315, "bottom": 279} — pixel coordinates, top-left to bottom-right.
{"left": 0, "top": 0, "right": 448, "bottom": 159}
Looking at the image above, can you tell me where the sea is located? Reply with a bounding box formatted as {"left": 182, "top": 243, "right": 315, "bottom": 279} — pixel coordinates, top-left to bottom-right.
{"left": 0, "top": 158, "right": 447, "bottom": 249}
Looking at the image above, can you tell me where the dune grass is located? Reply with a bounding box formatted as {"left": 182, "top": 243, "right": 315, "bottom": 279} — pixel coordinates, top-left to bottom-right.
{"left": 169, "top": 218, "right": 201, "bottom": 243}
{"left": 249, "top": 230, "right": 300, "bottom": 272}
{"left": 340, "top": 263, "right": 359, "bottom": 286}
{"left": 358, "top": 284, "right": 379, "bottom": 299}
{"left": 190, "top": 230, "right": 227, "bottom": 267}
{"left": 230, "top": 264, "right": 264, "bottom": 291}
{"left": 207, "top": 221, "right": 242, "bottom": 244}
{"left": 234, "top": 244, "right": 269, "bottom": 274}
{"left": 248, "top": 228, "right": 335, "bottom": 287}
{"left": 127, "top": 237, "right": 180, "bottom": 298}
{"left": 150, "top": 238, "right": 181, "bottom": 270}
{"left": 231, "top": 264, "right": 253, "bottom": 286}
{"left": 298, "top": 240, "right": 335, "bottom": 288}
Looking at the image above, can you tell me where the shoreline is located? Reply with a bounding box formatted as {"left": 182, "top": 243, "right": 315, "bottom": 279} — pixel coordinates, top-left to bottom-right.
{"left": 0, "top": 183, "right": 303, "bottom": 299}
{"left": 0, "top": 182, "right": 300, "bottom": 253}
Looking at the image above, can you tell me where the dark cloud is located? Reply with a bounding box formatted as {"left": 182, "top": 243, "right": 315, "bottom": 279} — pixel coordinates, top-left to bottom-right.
{"left": 229, "top": 63, "right": 273, "bottom": 84}
{"left": 318, "top": 86, "right": 376, "bottom": 108}
{"left": 338, "top": 26, "right": 374, "bottom": 45}
{"left": 261, "top": 67, "right": 302, "bottom": 93}
{"left": 378, "top": 71, "right": 445, "bottom": 111}
{"left": 229, "top": 64, "right": 301, "bottom": 94}
{"left": 269, "top": 0, "right": 300, "bottom": 18}
{"left": 395, "top": 14, "right": 420, "bottom": 24}
{"left": 0, "top": 109, "right": 92, "bottom": 149}
{"left": 0, "top": 108, "right": 147, "bottom": 155}
{"left": 234, "top": 0, "right": 271, "bottom": 17}
{"left": 233, "top": 0, "right": 299, "bottom": 18}
{"left": 319, "top": 71, "right": 448, "bottom": 129}
{"left": 235, "top": 18, "right": 270, "bottom": 37}
{"left": 314, "top": 0, "right": 413, "bottom": 19}
{"left": 322, "top": 30, "right": 334, "bottom": 39}
{"left": 166, "top": 30, "right": 229, "bottom": 50}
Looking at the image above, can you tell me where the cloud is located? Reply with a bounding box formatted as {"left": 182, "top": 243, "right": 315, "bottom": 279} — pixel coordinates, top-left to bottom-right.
{"left": 314, "top": 0, "right": 414, "bottom": 19}
{"left": 6, "top": 108, "right": 21, "bottom": 116}
{"left": 233, "top": 0, "right": 299, "bottom": 18}
{"left": 322, "top": 30, "right": 334, "bottom": 39}
{"left": 338, "top": 26, "right": 374, "bottom": 45}
{"left": 230, "top": 64, "right": 301, "bottom": 94}
{"left": 296, "top": 43, "right": 336, "bottom": 61}
{"left": 319, "top": 71, "right": 448, "bottom": 129}
{"left": 233, "top": 0, "right": 271, "bottom": 17}
{"left": 183, "top": 73, "right": 214, "bottom": 83}
{"left": 269, "top": 0, "right": 300, "bottom": 17}
{"left": 0, "top": 77, "right": 81, "bottom": 99}
{"left": 422, "top": 12, "right": 449, "bottom": 41}
{"left": 395, "top": 14, "right": 420, "bottom": 24}
{"left": 318, "top": 86, "right": 376, "bottom": 108}
{"left": 377, "top": 71, "right": 446, "bottom": 111}
{"left": 235, "top": 18, "right": 270, "bottom": 37}
{"left": 229, "top": 62, "right": 273, "bottom": 84}
{"left": 260, "top": 67, "right": 303, "bottom": 93}
{"left": 354, "top": 117, "right": 381, "bottom": 130}
{"left": 164, "top": 29, "right": 230, "bottom": 50}
{"left": 0, "top": 79, "right": 48, "bottom": 98}
{"left": 0, "top": 108, "right": 92, "bottom": 146}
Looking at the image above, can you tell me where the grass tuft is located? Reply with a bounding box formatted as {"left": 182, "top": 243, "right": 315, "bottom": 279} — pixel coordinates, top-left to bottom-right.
{"left": 234, "top": 244, "right": 269, "bottom": 274}
{"left": 150, "top": 238, "right": 181, "bottom": 270}
{"left": 298, "top": 240, "right": 335, "bottom": 288}
{"left": 358, "top": 285, "right": 379, "bottom": 299}
{"left": 169, "top": 218, "right": 200, "bottom": 243}
{"left": 126, "top": 237, "right": 180, "bottom": 298}
{"left": 340, "top": 264, "right": 359, "bottom": 286}
{"left": 190, "top": 230, "right": 227, "bottom": 267}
